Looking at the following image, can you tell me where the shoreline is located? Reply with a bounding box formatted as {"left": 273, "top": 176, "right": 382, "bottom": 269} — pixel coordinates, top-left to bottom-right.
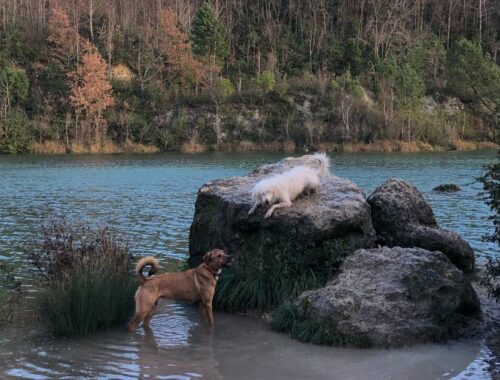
{"left": 16, "top": 139, "right": 500, "bottom": 155}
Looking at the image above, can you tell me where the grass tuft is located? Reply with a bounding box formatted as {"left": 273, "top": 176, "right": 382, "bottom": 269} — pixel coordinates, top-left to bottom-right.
{"left": 214, "top": 240, "right": 349, "bottom": 312}
{"left": 271, "top": 301, "right": 372, "bottom": 348}
{"left": 28, "top": 219, "right": 136, "bottom": 337}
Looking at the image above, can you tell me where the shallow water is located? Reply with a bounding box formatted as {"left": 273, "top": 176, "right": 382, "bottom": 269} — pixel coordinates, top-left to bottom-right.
{"left": 0, "top": 150, "right": 498, "bottom": 379}
{"left": 0, "top": 302, "right": 492, "bottom": 380}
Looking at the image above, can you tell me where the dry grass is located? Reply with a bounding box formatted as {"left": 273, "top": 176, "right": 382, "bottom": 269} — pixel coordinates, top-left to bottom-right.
{"left": 122, "top": 139, "right": 160, "bottom": 153}
{"left": 180, "top": 138, "right": 207, "bottom": 153}
{"left": 449, "top": 139, "right": 499, "bottom": 151}
{"left": 219, "top": 140, "right": 296, "bottom": 152}
{"left": 30, "top": 141, "right": 67, "bottom": 154}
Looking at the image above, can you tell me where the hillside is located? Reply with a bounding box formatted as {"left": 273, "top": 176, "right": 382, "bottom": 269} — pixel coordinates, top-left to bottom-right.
{"left": 0, "top": 0, "right": 499, "bottom": 153}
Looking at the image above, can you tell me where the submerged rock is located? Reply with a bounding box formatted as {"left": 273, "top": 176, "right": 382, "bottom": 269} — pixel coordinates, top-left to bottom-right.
{"left": 433, "top": 183, "right": 461, "bottom": 192}
{"left": 367, "top": 178, "right": 474, "bottom": 273}
{"left": 189, "top": 154, "right": 376, "bottom": 267}
{"left": 297, "top": 247, "right": 481, "bottom": 348}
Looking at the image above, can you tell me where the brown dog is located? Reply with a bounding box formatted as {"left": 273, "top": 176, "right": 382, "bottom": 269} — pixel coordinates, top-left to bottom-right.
{"left": 128, "top": 249, "right": 231, "bottom": 331}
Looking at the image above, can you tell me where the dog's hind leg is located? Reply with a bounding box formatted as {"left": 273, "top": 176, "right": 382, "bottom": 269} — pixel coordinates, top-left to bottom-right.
{"left": 265, "top": 198, "right": 292, "bottom": 218}
{"left": 142, "top": 300, "right": 158, "bottom": 329}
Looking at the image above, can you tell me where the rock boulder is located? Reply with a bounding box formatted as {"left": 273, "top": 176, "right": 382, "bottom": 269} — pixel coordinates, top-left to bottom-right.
{"left": 367, "top": 178, "right": 475, "bottom": 273}
{"left": 189, "top": 154, "right": 376, "bottom": 267}
{"left": 297, "top": 247, "right": 481, "bottom": 347}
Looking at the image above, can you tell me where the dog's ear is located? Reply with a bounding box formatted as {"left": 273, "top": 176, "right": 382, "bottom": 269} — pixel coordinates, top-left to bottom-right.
{"left": 203, "top": 251, "right": 212, "bottom": 264}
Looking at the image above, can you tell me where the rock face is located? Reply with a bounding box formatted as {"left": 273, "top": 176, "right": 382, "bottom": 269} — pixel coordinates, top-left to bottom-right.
{"left": 189, "top": 154, "right": 376, "bottom": 267}
{"left": 367, "top": 178, "right": 474, "bottom": 273}
{"left": 298, "top": 247, "right": 481, "bottom": 348}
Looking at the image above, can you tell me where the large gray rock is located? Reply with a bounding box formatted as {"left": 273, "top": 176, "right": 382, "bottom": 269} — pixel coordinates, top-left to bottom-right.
{"left": 367, "top": 178, "right": 475, "bottom": 273}
{"left": 189, "top": 154, "right": 376, "bottom": 267}
{"left": 298, "top": 247, "right": 481, "bottom": 348}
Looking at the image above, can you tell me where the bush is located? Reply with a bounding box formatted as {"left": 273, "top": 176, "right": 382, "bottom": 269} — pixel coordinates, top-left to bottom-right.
{"left": 28, "top": 220, "right": 136, "bottom": 337}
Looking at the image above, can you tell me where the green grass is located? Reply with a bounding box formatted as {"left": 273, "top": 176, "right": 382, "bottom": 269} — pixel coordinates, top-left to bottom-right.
{"left": 29, "top": 220, "right": 136, "bottom": 337}
{"left": 213, "top": 239, "right": 350, "bottom": 312}
{"left": 214, "top": 267, "right": 322, "bottom": 312}
{"left": 41, "top": 254, "right": 136, "bottom": 337}
{"left": 271, "top": 302, "right": 372, "bottom": 348}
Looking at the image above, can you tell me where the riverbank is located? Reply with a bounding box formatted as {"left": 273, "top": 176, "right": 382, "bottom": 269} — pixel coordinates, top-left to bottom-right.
{"left": 25, "top": 139, "right": 498, "bottom": 154}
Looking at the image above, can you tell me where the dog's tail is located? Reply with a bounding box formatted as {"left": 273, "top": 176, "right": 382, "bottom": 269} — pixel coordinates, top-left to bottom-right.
{"left": 135, "top": 256, "right": 160, "bottom": 285}
{"left": 309, "top": 152, "right": 330, "bottom": 176}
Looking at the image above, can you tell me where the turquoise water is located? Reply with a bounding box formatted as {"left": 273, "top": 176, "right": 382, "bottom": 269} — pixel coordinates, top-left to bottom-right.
{"left": 0, "top": 150, "right": 497, "bottom": 270}
{"left": 0, "top": 150, "right": 497, "bottom": 380}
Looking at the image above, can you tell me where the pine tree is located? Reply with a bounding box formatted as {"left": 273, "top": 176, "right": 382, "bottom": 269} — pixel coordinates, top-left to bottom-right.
{"left": 191, "top": 4, "right": 229, "bottom": 64}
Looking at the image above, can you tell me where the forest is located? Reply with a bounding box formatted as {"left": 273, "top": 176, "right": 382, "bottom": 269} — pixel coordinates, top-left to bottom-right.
{"left": 0, "top": 0, "right": 499, "bottom": 153}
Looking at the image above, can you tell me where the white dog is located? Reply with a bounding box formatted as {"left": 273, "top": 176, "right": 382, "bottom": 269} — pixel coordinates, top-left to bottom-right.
{"left": 248, "top": 152, "right": 330, "bottom": 218}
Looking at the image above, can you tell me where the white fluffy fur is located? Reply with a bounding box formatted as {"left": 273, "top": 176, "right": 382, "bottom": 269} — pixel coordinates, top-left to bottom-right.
{"left": 248, "top": 152, "right": 330, "bottom": 218}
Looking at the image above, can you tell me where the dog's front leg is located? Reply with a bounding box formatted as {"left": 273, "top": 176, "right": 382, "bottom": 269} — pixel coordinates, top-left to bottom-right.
{"left": 203, "top": 302, "right": 214, "bottom": 327}
{"left": 265, "top": 200, "right": 292, "bottom": 218}
{"left": 248, "top": 202, "right": 259, "bottom": 215}
{"left": 199, "top": 303, "right": 207, "bottom": 324}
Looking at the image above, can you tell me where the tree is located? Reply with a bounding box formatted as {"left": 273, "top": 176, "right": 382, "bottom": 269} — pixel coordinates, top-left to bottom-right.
{"left": 68, "top": 45, "right": 114, "bottom": 145}
{"left": 209, "top": 77, "right": 234, "bottom": 145}
{"left": 191, "top": 3, "right": 228, "bottom": 84}
{"left": 159, "top": 9, "right": 205, "bottom": 88}
{"left": 47, "top": 1, "right": 78, "bottom": 69}
{"left": 331, "top": 70, "right": 363, "bottom": 141}
{"left": 447, "top": 39, "right": 500, "bottom": 130}
{"left": 0, "top": 65, "right": 29, "bottom": 117}
{"left": 395, "top": 64, "right": 424, "bottom": 141}
{"left": 191, "top": 4, "right": 229, "bottom": 64}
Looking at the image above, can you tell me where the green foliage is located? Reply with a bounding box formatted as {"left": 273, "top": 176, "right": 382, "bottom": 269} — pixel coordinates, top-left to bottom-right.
{"left": 331, "top": 70, "right": 362, "bottom": 98}
{"left": 214, "top": 77, "right": 235, "bottom": 98}
{"left": 271, "top": 301, "right": 372, "bottom": 347}
{"left": 479, "top": 158, "right": 499, "bottom": 302}
{"left": 0, "top": 111, "right": 31, "bottom": 153}
{"left": 27, "top": 220, "right": 136, "bottom": 337}
{"left": 191, "top": 3, "right": 229, "bottom": 63}
{"left": 394, "top": 64, "right": 425, "bottom": 110}
{"left": 447, "top": 39, "right": 500, "bottom": 123}
{"left": 214, "top": 240, "right": 350, "bottom": 312}
{"left": 481, "top": 160, "right": 500, "bottom": 243}
{"left": 0, "top": 65, "right": 29, "bottom": 107}
{"left": 253, "top": 70, "right": 276, "bottom": 93}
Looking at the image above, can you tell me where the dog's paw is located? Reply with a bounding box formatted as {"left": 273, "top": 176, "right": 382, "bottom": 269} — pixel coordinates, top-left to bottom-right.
{"left": 264, "top": 211, "right": 273, "bottom": 218}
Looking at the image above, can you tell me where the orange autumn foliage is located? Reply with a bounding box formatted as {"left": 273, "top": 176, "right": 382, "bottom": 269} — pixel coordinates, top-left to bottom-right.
{"left": 47, "top": 1, "right": 77, "bottom": 66}
{"left": 69, "top": 46, "right": 114, "bottom": 143}
{"left": 159, "top": 9, "right": 206, "bottom": 86}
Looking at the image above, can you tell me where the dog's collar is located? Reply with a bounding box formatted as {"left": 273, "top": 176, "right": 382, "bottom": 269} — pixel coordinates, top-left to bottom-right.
{"left": 203, "top": 264, "right": 219, "bottom": 279}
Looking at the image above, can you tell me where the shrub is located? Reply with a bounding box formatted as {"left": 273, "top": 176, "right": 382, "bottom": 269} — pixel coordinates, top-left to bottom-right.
{"left": 253, "top": 70, "right": 276, "bottom": 93}
{"left": 28, "top": 220, "right": 136, "bottom": 337}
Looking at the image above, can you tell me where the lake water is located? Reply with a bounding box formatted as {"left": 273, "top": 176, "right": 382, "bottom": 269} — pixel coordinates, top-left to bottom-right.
{"left": 0, "top": 150, "right": 498, "bottom": 379}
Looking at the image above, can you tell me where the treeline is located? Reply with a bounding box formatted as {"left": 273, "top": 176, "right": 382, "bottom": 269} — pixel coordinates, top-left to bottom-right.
{"left": 0, "top": 0, "right": 499, "bottom": 153}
